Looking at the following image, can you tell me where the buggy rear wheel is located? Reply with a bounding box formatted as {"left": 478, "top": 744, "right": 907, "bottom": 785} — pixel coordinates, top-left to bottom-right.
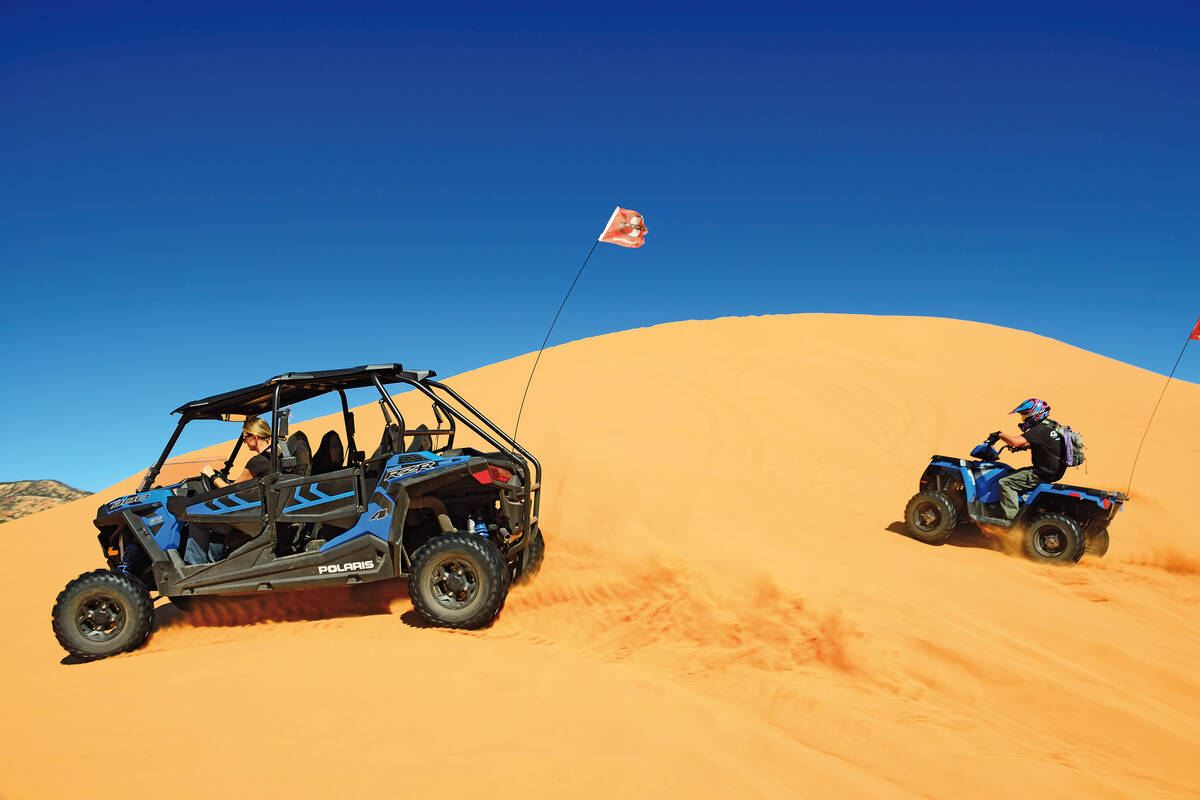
{"left": 52, "top": 570, "right": 153, "bottom": 661}
{"left": 516, "top": 529, "right": 545, "bottom": 584}
{"left": 904, "top": 491, "right": 957, "bottom": 545}
{"left": 1022, "top": 513, "right": 1085, "bottom": 565}
{"left": 409, "top": 533, "right": 508, "bottom": 629}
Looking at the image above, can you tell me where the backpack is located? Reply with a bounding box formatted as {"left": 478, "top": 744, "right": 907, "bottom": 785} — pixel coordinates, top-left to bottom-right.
{"left": 1059, "top": 424, "right": 1085, "bottom": 467}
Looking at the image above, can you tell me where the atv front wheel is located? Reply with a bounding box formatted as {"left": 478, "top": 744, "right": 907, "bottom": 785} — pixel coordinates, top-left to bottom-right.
{"left": 52, "top": 570, "right": 153, "bottom": 661}
{"left": 409, "top": 534, "right": 508, "bottom": 629}
{"left": 904, "top": 491, "right": 957, "bottom": 545}
{"left": 1022, "top": 513, "right": 1085, "bottom": 565}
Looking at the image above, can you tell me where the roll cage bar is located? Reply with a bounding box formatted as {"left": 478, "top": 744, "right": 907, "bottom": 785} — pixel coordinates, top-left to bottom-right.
{"left": 138, "top": 365, "right": 542, "bottom": 531}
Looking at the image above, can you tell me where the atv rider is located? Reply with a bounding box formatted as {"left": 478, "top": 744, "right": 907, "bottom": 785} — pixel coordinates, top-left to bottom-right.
{"left": 994, "top": 398, "right": 1066, "bottom": 523}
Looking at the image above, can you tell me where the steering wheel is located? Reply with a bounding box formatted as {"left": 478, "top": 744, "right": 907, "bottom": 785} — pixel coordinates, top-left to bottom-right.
{"left": 199, "top": 470, "right": 226, "bottom": 494}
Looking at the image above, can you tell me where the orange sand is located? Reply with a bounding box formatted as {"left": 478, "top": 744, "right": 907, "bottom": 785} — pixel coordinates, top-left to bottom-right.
{"left": 2, "top": 314, "right": 1198, "bottom": 798}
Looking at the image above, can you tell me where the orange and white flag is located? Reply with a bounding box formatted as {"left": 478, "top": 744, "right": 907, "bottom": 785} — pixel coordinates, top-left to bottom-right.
{"left": 598, "top": 207, "right": 647, "bottom": 248}
{"left": 1190, "top": 316, "right": 1200, "bottom": 340}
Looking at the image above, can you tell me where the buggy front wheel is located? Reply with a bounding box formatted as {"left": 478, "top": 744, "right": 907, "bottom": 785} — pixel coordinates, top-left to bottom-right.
{"left": 52, "top": 570, "right": 153, "bottom": 661}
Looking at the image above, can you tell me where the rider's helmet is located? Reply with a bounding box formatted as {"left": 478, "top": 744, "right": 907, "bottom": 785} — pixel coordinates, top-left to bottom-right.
{"left": 1010, "top": 398, "right": 1050, "bottom": 431}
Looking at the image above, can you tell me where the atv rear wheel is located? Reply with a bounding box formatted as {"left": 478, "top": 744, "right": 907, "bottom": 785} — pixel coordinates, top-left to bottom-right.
{"left": 1086, "top": 525, "right": 1110, "bottom": 558}
{"left": 409, "top": 533, "right": 508, "bottom": 629}
{"left": 904, "top": 491, "right": 957, "bottom": 545}
{"left": 1022, "top": 513, "right": 1085, "bottom": 565}
{"left": 52, "top": 570, "right": 153, "bottom": 661}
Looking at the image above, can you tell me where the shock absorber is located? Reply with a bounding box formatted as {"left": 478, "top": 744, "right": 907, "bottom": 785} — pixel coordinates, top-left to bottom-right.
{"left": 115, "top": 531, "right": 145, "bottom": 576}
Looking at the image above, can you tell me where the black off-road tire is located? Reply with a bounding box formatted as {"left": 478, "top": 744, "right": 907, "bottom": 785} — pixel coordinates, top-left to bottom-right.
{"left": 1022, "top": 513, "right": 1086, "bottom": 565}
{"left": 1086, "top": 525, "right": 1111, "bottom": 558}
{"left": 409, "top": 533, "right": 508, "bottom": 629}
{"left": 904, "top": 491, "right": 958, "bottom": 545}
{"left": 52, "top": 570, "right": 153, "bottom": 661}
{"left": 516, "top": 529, "right": 545, "bottom": 584}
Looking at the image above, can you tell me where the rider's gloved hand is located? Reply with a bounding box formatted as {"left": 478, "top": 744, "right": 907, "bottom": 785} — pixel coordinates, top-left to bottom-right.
{"left": 986, "top": 431, "right": 1001, "bottom": 446}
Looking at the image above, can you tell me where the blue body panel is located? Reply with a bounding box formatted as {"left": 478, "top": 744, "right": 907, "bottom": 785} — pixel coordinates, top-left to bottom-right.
{"left": 101, "top": 452, "right": 477, "bottom": 556}
{"left": 926, "top": 456, "right": 1123, "bottom": 517}
{"left": 184, "top": 491, "right": 262, "bottom": 517}
{"left": 320, "top": 452, "right": 471, "bottom": 552}
{"left": 282, "top": 486, "right": 357, "bottom": 514}
{"left": 100, "top": 487, "right": 183, "bottom": 551}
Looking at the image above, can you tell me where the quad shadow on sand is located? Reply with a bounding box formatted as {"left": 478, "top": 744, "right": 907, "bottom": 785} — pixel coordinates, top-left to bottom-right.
{"left": 884, "top": 520, "right": 1004, "bottom": 553}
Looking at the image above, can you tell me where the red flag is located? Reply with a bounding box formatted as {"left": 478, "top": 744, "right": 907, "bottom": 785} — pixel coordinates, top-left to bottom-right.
{"left": 1191, "top": 316, "right": 1200, "bottom": 340}
{"left": 598, "top": 207, "right": 647, "bottom": 248}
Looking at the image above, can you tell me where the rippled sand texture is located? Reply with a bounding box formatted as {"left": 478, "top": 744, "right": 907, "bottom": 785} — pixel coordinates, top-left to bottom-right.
{"left": 3, "top": 315, "right": 1198, "bottom": 798}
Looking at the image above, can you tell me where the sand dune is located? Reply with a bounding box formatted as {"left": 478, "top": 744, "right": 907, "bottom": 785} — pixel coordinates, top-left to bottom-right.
{"left": 2, "top": 314, "right": 1198, "bottom": 798}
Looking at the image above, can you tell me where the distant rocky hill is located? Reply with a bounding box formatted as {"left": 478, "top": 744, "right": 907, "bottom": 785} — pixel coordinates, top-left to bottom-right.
{"left": 0, "top": 480, "right": 91, "bottom": 524}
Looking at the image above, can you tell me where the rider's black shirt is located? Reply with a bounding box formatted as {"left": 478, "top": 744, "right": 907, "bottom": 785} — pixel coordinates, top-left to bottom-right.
{"left": 1024, "top": 420, "right": 1065, "bottom": 482}
{"left": 246, "top": 452, "right": 272, "bottom": 478}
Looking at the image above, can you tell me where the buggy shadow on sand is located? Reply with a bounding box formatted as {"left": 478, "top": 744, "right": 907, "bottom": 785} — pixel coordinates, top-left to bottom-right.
{"left": 902, "top": 434, "right": 1126, "bottom": 565}
{"left": 52, "top": 364, "right": 545, "bottom": 661}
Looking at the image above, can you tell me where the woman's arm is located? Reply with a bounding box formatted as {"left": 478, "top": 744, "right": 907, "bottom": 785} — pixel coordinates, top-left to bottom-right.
{"left": 201, "top": 462, "right": 253, "bottom": 488}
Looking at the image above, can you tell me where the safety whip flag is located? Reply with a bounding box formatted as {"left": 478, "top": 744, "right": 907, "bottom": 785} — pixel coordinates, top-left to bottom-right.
{"left": 598, "top": 207, "right": 648, "bottom": 248}
{"left": 1127, "top": 313, "right": 1200, "bottom": 495}
{"left": 513, "top": 205, "right": 649, "bottom": 440}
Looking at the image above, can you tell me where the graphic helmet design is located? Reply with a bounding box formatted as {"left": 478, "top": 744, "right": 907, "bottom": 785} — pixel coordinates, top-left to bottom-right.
{"left": 1010, "top": 398, "right": 1050, "bottom": 431}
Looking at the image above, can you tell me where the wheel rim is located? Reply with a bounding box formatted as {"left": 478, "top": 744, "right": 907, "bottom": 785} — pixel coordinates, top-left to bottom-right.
{"left": 75, "top": 593, "right": 127, "bottom": 642}
{"left": 427, "top": 556, "right": 482, "bottom": 610}
{"left": 1033, "top": 525, "right": 1067, "bottom": 557}
{"left": 915, "top": 502, "right": 942, "bottom": 531}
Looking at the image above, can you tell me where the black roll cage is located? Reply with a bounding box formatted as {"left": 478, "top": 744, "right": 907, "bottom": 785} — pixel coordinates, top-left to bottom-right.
{"left": 137, "top": 365, "right": 542, "bottom": 534}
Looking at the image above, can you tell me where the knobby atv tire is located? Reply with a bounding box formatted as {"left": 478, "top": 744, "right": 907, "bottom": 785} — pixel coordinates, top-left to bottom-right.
{"left": 516, "top": 529, "right": 545, "bottom": 585}
{"left": 409, "top": 533, "right": 508, "bottom": 629}
{"left": 1022, "top": 513, "right": 1086, "bottom": 565}
{"left": 904, "top": 491, "right": 957, "bottom": 545}
{"left": 1086, "top": 525, "right": 1111, "bottom": 558}
{"left": 52, "top": 570, "right": 153, "bottom": 661}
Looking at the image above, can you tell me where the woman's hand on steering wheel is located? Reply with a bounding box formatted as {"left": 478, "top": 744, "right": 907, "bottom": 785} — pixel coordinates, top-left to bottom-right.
{"left": 200, "top": 464, "right": 225, "bottom": 493}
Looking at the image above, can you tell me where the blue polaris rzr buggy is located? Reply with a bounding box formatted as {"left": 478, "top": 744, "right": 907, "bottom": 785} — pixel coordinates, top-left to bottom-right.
{"left": 52, "top": 365, "right": 544, "bottom": 661}
{"left": 903, "top": 433, "right": 1126, "bottom": 564}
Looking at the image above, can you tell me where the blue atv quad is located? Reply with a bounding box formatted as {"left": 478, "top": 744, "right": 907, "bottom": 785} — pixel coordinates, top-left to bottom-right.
{"left": 52, "top": 365, "right": 545, "bottom": 661}
{"left": 903, "top": 433, "right": 1126, "bottom": 564}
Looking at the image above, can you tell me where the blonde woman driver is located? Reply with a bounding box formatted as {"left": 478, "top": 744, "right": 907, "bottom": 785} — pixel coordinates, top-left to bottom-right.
{"left": 186, "top": 416, "right": 278, "bottom": 564}
{"left": 201, "top": 415, "right": 277, "bottom": 488}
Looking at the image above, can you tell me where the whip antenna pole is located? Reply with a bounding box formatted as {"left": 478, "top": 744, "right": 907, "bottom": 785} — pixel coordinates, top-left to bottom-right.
{"left": 513, "top": 239, "right": 600, "bottom": 441}
{"left": 1126, "top": 327, "right": 1195, "bottom": 496}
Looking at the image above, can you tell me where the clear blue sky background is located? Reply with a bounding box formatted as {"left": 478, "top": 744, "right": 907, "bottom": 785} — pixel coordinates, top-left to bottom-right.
{"left": 2, "top": 1, "right": 1197, "bottom": 491}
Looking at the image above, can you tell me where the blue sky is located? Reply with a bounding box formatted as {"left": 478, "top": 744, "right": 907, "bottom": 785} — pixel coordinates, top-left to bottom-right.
{"left": 2, "top": 2, "right": 1198, "bottom": 491}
